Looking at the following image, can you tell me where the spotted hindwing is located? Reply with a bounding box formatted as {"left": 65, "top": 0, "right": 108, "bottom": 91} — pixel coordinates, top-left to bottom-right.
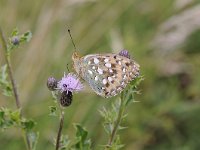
{"left": 80, "top": 54, "right": 140, "bottom": 98}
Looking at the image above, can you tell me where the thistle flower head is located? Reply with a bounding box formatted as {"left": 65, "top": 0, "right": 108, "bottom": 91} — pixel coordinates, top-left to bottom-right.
{"left": 119, "top": 49, "right": 130, "bottom": 59}
{"left": 57, "top": 73, "right": 83, "bottom": 93}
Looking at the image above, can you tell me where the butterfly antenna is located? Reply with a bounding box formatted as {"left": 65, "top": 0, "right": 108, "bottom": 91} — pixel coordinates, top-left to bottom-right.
{"left": 66, "top": 64, "right": 70, "bottom": 72}
{"left": 67, "top": 29, "right": 77, "bottom": 52}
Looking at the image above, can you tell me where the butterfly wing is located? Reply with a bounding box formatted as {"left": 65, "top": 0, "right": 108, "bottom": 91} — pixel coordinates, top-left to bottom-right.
{"left": 80, "top": 53, "right": 140, "bottom": 98}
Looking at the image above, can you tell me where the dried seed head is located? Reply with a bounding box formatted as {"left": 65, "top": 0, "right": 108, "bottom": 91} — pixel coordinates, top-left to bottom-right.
{"left": 60, "top": 91, "right": 73, "bottom": 107}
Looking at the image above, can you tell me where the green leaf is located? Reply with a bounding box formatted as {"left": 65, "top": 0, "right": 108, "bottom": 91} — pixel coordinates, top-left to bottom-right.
{"left": 51, "top": 91, "right": 59, "bottom": 102}
{"left": 75, "top": 124, "right": 88, "bottom": 142}
{"left": 0, "top": 108, "right": 15, "bottom": 129}
{"left": 0, "top": 107, "right": 38, "bottom": 149}
{"left": 59, "top": 135, "right": 71, "bottom": 150}
{"left": 0, "top": 110, "right": 5, "bottom": 119}
{"left": 99, "top": 107, "right": 107, "bottom": 118}
{"left": 21, "top": 119, "right": 36, "bottom": 131}
{"left": 11, "top": 28, "right": 19, "bottom": 36}
{"left": 0, "top": 65, "right": 13, "bottom": 97}
{"left": 103, "top": 123, "right": 114, "bottom": 135}
{"left": 0, "top": 110, "right": 5, "bottom": 127}
{"left": 20, "top": 31, "right": 32, "bottom": 43}
{"left": 130, "top": 75, "right": 144, "bottom": 87}
{"left": 124, "top": 91, "right": 134, "bottom": 106}
{"left": 0, "top": 65, "right": 7, "bottom": 80}
{"left": 49, "top": 105, "right": 57, "bottom": 116}
{"left": 10, "top": 109, "right": 21, "bottom": 123}
{"left": 72, "top": 124, "right": 91, "bottom": 150}
{"left": 122, "top": 76, "right": 144, "bottom": 106}
{"left": 118, "top": 125, "right": 128, "bottom": 130}
{"left": 105, "top": 135, "right": 124, "bottom": 150}
{"left": 112, "top": 135, "right": 124, "bottom": 150}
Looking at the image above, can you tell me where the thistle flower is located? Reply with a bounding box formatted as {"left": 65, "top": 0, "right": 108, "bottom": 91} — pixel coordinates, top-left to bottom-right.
{"left": 47, "top": 73, "right": 83, "bottom": 107}
{"left": 119, "top": 49, "right": 130, "bottom": 59}
{"left": 57, "top": 73, "right": 83, "bottom": 93}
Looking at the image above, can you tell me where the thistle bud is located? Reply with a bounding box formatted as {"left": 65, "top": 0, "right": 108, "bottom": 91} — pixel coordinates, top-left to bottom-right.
{"left": 11, "top": 36, "right": 20, "bottom": 45}
{"left": 47, "top": 77, "right": 57, "bottom": 91}
{"left": 119, "top": 49, "right": 130, "bottom": 59}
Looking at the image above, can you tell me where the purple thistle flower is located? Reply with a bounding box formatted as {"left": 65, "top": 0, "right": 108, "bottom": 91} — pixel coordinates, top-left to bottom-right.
{"left": 119, "top": 49, "right": 131, "bottom": 59}
{"left": 57, "top": 73, "right": 83, "bottom": 93}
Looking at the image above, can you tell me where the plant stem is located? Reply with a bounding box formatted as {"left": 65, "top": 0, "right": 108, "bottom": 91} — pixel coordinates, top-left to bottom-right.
{"left": 56, "top": 106, "right": 65, "bottom": 150}
{"left": 106, "top": 97, "right": 125, "bottom": 148}
{"left": 23, "top": 131, "right": 31, "bottom": 150}
{"left": 0, "top": 27, "right": 31, "bottom": 150}
{"left": 0, "top": 27, "right": 20, "bottom": 109}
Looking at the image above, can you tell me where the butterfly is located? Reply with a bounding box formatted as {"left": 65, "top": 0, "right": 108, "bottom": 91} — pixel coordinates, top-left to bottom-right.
{"left": 68, "top": 30, "right": 140, "bottom": 98}
{"left": 72, "top": 50, "right": 140, "bottom": 98}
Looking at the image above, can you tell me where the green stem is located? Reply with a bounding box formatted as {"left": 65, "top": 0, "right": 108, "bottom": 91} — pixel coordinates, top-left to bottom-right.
{"left": 0, "top": 27, "right": 31, "bottom": 150}
{"left": 23, "top": 131, "right": 31, "bottom": 150}
{"left": 56, "top": 105, "right": 65, "bottom": 150}
{"left": 106, "top": 95, "right": 125, "bottom": 148}
{"left": 0, "top": 27, "right": 20, "bottom": 109}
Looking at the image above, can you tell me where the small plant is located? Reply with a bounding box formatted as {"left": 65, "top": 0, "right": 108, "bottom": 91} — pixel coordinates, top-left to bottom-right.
{"left": 46, "top": 31, "right": 142, "bottom": 150}
{"left": 47, "top": 73, "right": 92, "bottom": 150}
{"left": 101, "top": 76, "right": 143, "bottom": 150}
{"left": 0, "top": 27, "right": 142, "bottom": 150}
{"left": 47, "top": 74, "right": 143, "bottom": 150}
{"left": 47, "top": 69, "right": 142, "bottom": 150}
{"left": 0, "top": 27, "right": 38, "bottom": 150}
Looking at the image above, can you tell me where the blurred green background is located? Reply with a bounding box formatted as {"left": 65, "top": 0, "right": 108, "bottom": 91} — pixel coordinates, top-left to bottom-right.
{"left": 0, "top": 0, "right": 200, "bottom": 149}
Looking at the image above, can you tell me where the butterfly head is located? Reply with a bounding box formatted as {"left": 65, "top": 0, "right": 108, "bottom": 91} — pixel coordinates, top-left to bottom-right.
{"left": 72, "top": 51, "right": 81, "bottom": 59}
